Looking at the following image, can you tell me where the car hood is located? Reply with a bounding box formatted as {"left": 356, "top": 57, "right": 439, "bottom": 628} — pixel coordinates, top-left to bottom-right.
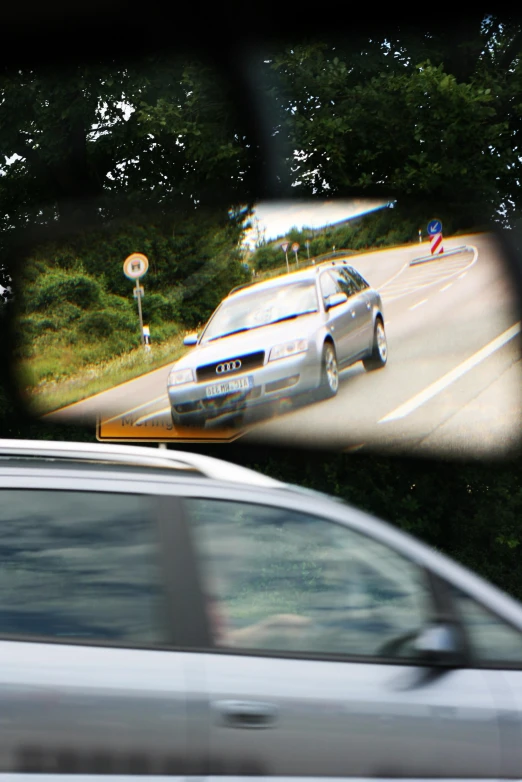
{"left": 172, "top": 312, "right": 323, "bottom": 370}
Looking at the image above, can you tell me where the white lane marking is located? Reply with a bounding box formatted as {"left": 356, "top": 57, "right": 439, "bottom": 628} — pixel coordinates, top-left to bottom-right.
{"left": 43, "top": 361, "right": 175, "bottom": 417}
{"left": 440, "top": 283, "right": 453, "bottom": 292}
{"left": 378, "top": 322, "right": 521, "bottom": 424}
{"left": 381, "top": 245, "right": 478, "bottom": 303}
{"left": 102, "top": 394, "right": 168, "bottom": 425}
{"left": 409, "top": 299, "right": 428, "bottom": 310}
{"left": 379, "top": 261, "right": 411, "bottom": 290}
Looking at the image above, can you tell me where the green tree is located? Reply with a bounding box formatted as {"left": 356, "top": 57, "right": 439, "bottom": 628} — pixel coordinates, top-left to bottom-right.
{"left": 0, "top": 56, "right": 256, "bottom": 297}
{"left": 265, "top": 17, "right": 522, "bottom": 222}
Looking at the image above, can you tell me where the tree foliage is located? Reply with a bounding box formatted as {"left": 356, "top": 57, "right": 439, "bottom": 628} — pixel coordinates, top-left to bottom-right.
{"left": 259, "top": 15, "right": 522, "bottom": 222}
{"left": 13, "top": 208, "right": 249, "bottom": 382}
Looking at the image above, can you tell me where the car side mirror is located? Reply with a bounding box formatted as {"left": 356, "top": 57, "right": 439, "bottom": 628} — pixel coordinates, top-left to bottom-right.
{"left": 413, "top": 623, "right": 463, "bottom": 666}
{"left": 325, "top": 292, "right": 348, "bottom": 310}
{"left": 183, "top": 334, "right": 198, "bottom": 347}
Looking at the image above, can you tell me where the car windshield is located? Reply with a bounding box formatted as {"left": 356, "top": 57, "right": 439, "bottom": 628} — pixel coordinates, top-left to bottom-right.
{"left": 201, "top": 281, "right": 319, "bottom": 342}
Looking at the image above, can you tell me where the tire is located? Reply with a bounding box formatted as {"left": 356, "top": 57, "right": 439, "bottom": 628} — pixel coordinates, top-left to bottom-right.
{"left": 316, "top": 342, "right": 339, "bottom": 400}
{"left": 363, "top": 317, "right": 388, "bottom": 371}
{"left": 171, "top": 409, "right": 206, "bottom": 429}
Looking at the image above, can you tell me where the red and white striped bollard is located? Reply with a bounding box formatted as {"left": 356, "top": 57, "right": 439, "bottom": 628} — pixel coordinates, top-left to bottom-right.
{"left": 430, "top": 232, "right": 444, "bottom": 255}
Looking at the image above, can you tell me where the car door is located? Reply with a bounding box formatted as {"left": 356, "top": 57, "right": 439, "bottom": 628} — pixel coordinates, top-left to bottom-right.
{"left": 332, "top": 267, "right": 374, "bottom": 358}
{"left": 181, "top": 495, "right": 502, "bottom": 779}
{"left": 319, "top": 270, "right": 353, "bottom": 365}
{"left": 440, "top": 581, "right": 522, "bottom": 778}
{"left": 0, "top": 482, "right": 195, "bottom": 777}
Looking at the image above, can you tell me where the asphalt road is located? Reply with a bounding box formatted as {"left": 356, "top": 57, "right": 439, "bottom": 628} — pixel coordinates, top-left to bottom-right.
{"left": 46, "top": 233, "right": 522, "bottom": 457}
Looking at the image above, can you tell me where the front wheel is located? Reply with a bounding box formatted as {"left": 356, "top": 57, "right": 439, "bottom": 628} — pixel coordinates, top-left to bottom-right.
{"left": 316, "top": 342, "right": 339, "bottom": 400}
{"left": 363, "top": 318, "right": 388, "bottom": 371}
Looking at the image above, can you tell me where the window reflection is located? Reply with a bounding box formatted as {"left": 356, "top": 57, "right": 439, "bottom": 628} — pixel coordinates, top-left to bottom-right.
{"left": 0, "top": 491, "right": 166, "bottom": 644}
{"left": 187, "top": 499, "right": 433, "bottom": 658}
{"left": 450, "top": 585, "right": 522, "bottom": 663}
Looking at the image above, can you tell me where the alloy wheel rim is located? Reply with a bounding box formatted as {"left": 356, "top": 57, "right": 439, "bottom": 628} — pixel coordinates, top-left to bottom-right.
{"left": 325, "top": 348, "right": 339, "bottom": 392}
{"left": 377, "top": 323, "right": 387, "bottom": 362}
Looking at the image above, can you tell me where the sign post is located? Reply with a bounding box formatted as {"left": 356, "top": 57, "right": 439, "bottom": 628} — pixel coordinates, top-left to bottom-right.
{"left": 281, "top": 242, "right": 290, "bottom": 273}
{"left": 143, "top": 324, "right": 151, "bottom": 352}
{"left": 427, "top": 219, "right": 444, "bottom": 255}
{"left": 292, "top": 242, "right": 300, "bottom": 267}
{"left": 123, "top": 253, "right": 149, "bottom": 345}
{"left": 305, "top": 240, "right": 310, "bottom": 260}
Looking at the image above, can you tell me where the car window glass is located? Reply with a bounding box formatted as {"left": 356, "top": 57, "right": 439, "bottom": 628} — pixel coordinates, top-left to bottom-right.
{"left": 186, "top": 499, "right": 434, "bottom": 659}
{"left": 0, "top": 490, "right": 168, "bottom": 644}
{"left": 320, "top": 272, "right": 340, "bottom": 302}
{"left": 449, "top": 584, "right": 522, "bottom": 663}
{"left": 200, "top": 282, "right": 319, "bottom": 342}
{"left": 348, "top": 267, "right": 370, "bottom": 290}
{"left": 334, "top": 269, "right": 359, "bottom": 297}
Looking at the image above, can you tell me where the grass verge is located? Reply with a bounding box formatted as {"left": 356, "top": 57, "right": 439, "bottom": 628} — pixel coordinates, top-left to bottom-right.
{"left": 19, "top": 332, "right": 188, "bottom": 416}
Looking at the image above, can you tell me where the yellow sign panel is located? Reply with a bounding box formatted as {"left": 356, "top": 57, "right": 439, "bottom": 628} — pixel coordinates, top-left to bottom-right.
{"left": 97, "top": 412, "right": 244, "bottom": 443}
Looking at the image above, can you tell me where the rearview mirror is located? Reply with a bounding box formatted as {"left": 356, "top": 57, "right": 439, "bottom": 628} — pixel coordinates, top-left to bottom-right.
{"left": 414, "top": 623, "right": 463, "bottom": 666}
{"left": 183, "top": 334, "right": 198, "bottom": 347}
{"left": 325, "top": 292, "right": 348, "bottom": 310}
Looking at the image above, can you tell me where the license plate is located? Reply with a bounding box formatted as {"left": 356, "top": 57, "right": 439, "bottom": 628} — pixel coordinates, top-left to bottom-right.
{"left": 206, "top": 376, "right": 253, "bottom": 398}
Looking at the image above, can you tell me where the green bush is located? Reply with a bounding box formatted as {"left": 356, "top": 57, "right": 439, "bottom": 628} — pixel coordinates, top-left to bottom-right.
{"left": 254, "top": 245, "right": 285, "bottom": 271}
{"left": 140, "top": 289, "right": 183, "bottom": 324}
{"left": 145, "top": 321, "right": 179, "bottom": 342}
{"left": 78, "top": 309, "right": 136, "bottom": 340}
{"left": 32, "top": 270, "right": 101, "bottom": 311}
{"left": 53, "top": 302, "right": 83, "bottom": 325}
{"left": 181, "top": 253, "right": 249, "bottom": 328}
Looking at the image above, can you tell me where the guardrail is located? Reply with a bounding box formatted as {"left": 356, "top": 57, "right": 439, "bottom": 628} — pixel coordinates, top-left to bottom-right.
{"left": 410, "top": 245, "right": 470, "bottom": 266}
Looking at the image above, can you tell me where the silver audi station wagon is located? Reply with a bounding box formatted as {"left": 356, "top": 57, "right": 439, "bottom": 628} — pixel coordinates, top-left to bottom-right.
{"left": 167, "top": 260, "right": 387, "bottom": 428}
{"left": 1, "top": 438, "right": 522, "bottom": 778}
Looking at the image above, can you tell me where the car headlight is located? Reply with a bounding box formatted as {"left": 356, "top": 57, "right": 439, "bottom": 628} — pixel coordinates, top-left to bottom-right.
{"left": 168, "top": 368, "right": 194, "bottom": 386}
{"left": 269, "top": 339, "right": 309, "bottom": 362}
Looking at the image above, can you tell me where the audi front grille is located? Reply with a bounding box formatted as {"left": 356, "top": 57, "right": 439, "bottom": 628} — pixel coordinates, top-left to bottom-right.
{"left": 196, "top": 351, "right": 265, "bottom": 383}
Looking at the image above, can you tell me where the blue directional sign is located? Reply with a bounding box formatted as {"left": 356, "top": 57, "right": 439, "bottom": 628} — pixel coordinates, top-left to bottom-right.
{"left": 427, "top": 219, "right": 443, "bottom": 235}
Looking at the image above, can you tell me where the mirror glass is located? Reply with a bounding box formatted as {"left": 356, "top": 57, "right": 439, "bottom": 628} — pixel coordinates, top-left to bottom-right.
{"left": 414, "top": 624, "right": 461, "bottom": 660}
{"left": 10, "top": 199, "right": 522, "bottom": 456}
{"left": 2, "top": 32, "right": 522, "bottom": 457}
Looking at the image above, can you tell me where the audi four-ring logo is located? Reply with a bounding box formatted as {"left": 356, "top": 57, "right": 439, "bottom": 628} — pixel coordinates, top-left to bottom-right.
{"left": 216, "top": 360, "right": 242, "bottom": 374}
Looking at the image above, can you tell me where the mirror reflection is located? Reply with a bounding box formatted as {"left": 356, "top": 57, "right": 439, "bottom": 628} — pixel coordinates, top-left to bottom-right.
{"left": 12, "top": 200, "right": 522, "bottom": 456}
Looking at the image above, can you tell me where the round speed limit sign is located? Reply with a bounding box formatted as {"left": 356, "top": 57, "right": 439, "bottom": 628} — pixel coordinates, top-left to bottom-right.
{"left": 123, "top": 253, "right": 149, "bottom": 280}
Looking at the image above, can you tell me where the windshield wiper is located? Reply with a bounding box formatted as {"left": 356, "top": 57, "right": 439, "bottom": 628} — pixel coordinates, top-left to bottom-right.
{"left": 208, "top": 327, "right": 252, "bottom": 341}
{"left": 266, "top": 310, "right": 317, "bottom": 325}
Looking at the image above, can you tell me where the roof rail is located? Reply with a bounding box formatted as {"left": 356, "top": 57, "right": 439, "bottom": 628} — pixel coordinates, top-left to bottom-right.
{"left": 0, "top": 439, "right": 282, "bottom": 488}
{"left": 229, "top": 280, "right": 259, "bottom": 295}
{"left": 316, "top": 258, "right": 350, "bottom": 268}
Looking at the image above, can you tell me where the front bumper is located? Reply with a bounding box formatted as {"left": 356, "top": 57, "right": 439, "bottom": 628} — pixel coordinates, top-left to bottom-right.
{"left": 168, "top": 350, "right": 321, "bottom": 422}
